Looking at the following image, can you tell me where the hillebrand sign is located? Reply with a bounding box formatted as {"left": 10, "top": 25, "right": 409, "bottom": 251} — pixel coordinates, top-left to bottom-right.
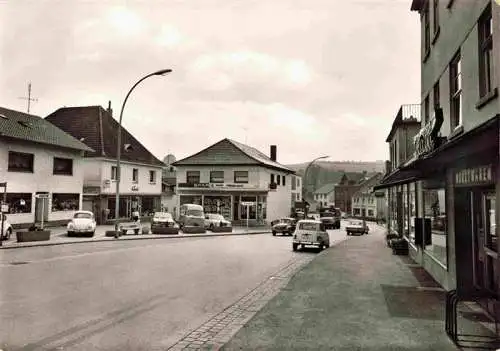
{"left": 455, "top": 165, "right": 494, "bottom": 186}
{"left": 178, "top": 182, "right": 259, "bottom": 189}
{"left": 413, "top": 108, "right": 444, "bottom": 158}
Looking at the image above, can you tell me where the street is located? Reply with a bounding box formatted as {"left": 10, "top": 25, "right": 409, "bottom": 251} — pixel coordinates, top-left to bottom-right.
{"left": 0, "top": 227, "right": 349, "bottom": 350}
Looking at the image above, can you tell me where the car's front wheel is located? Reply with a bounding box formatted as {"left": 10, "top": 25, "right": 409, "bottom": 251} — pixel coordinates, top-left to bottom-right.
{"left": 272, "top": 231, "right": 276, "bottom": 236}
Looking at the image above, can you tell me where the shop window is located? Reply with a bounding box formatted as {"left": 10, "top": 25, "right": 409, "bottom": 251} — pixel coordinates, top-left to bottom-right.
{"left": 8, "top": 151, "right": 34, "bottom": 173}
{"left": 4, "top": 193, "right": 32, "bottom": 213}
{"left": 180, "top": 195, "right": 202, "bottom": 206}
{"left": 354, "top": 208, "right": 360, "bottom": 216}
{"left": 53, "top": 157, "right": 73, "bottom": 176}
{"left": 408, "top": 183, "right": 416, "bottom": 243}
{"left": 485, "top": 193, "right": 496, "bottom": 252}
{"left": 52, "top": 193, "right": 79, "bottom": 211}
{"left": 149, "top": 170, "right": 156, "bottom": 184}
{"left": 204, "top": 196, "right": 231, "bottom": 219}
{"left": 276, "top": 175, "right": 281, "bottom": 185}
{"left": 186, "top": 171, "right": 200, "bottom": 185}
{"left": 132, "top": 168, "right": 139, "bottom": 183}
{"left": 240, "top": 196, "right": 257, "bottom": 220}
{"left": 234, "top": 171, "right": 249, "bottom": 183}
{"left": 210, "top": 171, "right": 224, "bottom": 183}
{"left": 291, "top": 176, "right": 296, "bottom": 190}
{"left": 141, "top": 196, "right": 155, "bottom": 216}
{"left": 403, "top": 185, "right": 409, "bottom": 238}
{"left": 368, "top": 209, "right": 374, "bottom": 217}
{"left": 423, "top": 184, "right": 447, "bottom": 266}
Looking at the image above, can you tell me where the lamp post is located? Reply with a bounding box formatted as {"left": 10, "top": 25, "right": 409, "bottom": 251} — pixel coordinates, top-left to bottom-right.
{"left": 114, "top": 69, "right": 172, "bottom": 238}
{"left": 302, "top": 155, "right": 329, "bottom": 217}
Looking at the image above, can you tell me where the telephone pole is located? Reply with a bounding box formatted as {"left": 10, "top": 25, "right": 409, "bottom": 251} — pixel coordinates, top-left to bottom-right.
{"left": 18, "top": 82, "right": 38, "bottom": 113}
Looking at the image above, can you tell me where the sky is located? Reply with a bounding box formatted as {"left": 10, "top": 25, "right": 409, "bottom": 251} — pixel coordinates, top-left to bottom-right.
{"left": 0, "top": 0, "right": 421, "bottom": 165}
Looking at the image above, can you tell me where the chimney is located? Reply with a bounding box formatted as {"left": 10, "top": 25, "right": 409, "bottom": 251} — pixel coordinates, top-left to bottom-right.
{"left": 107, "top": 100, "right": 113, "bottom": 116}
{"left": 270, "top": 145, "right": 277, "bottom": 161}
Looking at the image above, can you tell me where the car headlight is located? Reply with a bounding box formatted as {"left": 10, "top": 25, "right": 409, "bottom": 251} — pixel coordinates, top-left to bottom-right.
{"left": 87, "top": 224, "right": 93, "bottom": 229}
{"left": 68, "top": 222, "right": 74, "bottom": 229}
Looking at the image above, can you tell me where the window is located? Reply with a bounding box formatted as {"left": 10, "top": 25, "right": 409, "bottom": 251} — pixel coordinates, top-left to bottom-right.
{"left": 433, "top": 81, "right": 440, "bottom": 109}
{"left": 424, "top": 95, "right": 430, "bottom": 124}
{"left": 291, "top": 176, "right": 297, "bottom": 190}
{"left": 478, "top": 5, "right": 493, "bottom": 98}
{"left": 368, "top": 209, "right": 374, "bottom": 217}
{"left": 297, "top": 193, "right": 301, "bottom": 201}
{"left": 111, "top": 166, "right": 118, "bottom": 180}
{"left": 283, "top": 175, "right": 286, "bottom": 186}
{"left": 277, "top": 175, "right": 281, "bottom": 185}
{"left": 52, "top": 193, "right": 79, "bottom": 211}
{"left": 409, "top": 182, "right": 417, "bottom": 243}
{"left": 8, "top": 151, "right": 34, "bottom": 172}
{"left": 297, "top": 178, "right": 300, "bottom": 187}
{"left": 234, "top": 171, "right": 249, "bottom": 183}
{"left": 132, "top": 168, "right": 139, "bottom": 183}
{"left": 423, "top": 183, "right": 447, "bottom": 266}
{"left": 210, "top": 171, "right": 224, "bottom": 183}
{"left": 186, "top": 171, "right": 200, "bottom": 185}
{"left": 450, "top": 51, "right": 462, "bottom": 129}
{"left": 4, "top": 193, "right": 32, "bottom": 213}
{"left": 270, "top": 174, "right": 275, "bottom": 184}
{"left": 433, "top": 0, "right": 439, "bottom": 34}
{"left": 149, "top": 170, "right": 156, "bottom": 184}
{"left": 53, "top": 157, "right": 73, "bottom": 176}
{"left": 423, "top": 1, "right": 430, "bottom": 56}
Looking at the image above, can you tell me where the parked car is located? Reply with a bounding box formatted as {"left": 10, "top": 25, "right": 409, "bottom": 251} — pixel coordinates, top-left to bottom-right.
{"left": 346, "top": 219, "right": 369, "bottom": 236}
{"left": 178, "top": 204, "right": 205, "bottom": 228}
{"left": 292, "top": 219, "right": 330, "bottom": 251}
{"left": 271, "top": 218, "right": 296, "bottom": 236}
{"left": 204, "top": 213, "right": 232, "bottom": 230}
{"left": 1, "top": 213, "right": 13, "bottom": 240}
{"left": 67, "top": 210, "right": 96, "bottom": 237}
{"left": 151, "top": 212, "right": 179, "bottom": 234}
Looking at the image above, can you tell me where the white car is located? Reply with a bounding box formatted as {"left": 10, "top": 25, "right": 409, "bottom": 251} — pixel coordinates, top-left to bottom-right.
{"left": 293, "top": 219, "right": 330, "bottom": 251}
{"left": 204, "top": 213, "right": 232, "bottom": 230}
{"left": 346, "top": 219, "right": 369, "bottom": 236}
{"left": 1, "top": 213, "right": 13, "bottom": 240}
{"left": 67, "top": 211, "right": 96, "bottom": 237}
{"left": 151, "top": 212, "right": 179, "bottom": 234}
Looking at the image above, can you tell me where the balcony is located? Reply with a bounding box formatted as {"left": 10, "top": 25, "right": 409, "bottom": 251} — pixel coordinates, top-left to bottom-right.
{"left": 398, "top": 104, "right": 421, "bottom": 121}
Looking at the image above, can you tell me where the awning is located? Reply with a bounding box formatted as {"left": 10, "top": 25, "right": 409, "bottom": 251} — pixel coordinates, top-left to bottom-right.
{"left": 373, "top": 168, "right": 422, "bottom": 191}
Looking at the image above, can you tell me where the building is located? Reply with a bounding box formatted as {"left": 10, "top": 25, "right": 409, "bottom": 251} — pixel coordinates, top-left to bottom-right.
{"left": 0, "top": 106, "right": 92, "bottom": 227}
{"left": 333, "top": 172, "right": 370, "bottom": 213}
{"left": 375, "top": 0, "right": 500, "bottom": 323}
{"left": 172, "top": 139, "right": 295, "bottom": 225}
{"left": 313, "top": 183, "right": 336, "bottom": 208}
{"left": 290, "top": 174, "right": 303, "bottom": 213}
{"left": 161, "top": 154, "right": 178, "bottom": 216}
{"left": 351, "top": 172, "right": 385, "bottom": 221}
{"left": 45, "top": 103, "right": 165, "bottom": 224}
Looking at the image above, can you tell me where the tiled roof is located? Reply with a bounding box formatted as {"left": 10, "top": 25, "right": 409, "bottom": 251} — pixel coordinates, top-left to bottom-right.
{"left": 314, "top": 183, "right": 337, "bottom": 194}
{"left": 352, "top": 173, "right": 384, "bottom": 196}
{"left": 172, "top": 138, "right": 294, "bottom": 173}
{"left": 0, "top": 106, "right": 93, "bottom": 152}
{"left": 45, "top": 106, "right": 164, "bottom": 167}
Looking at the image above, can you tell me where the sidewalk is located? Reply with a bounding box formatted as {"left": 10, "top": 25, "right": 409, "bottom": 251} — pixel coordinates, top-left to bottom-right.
{"left": 0, "top": 225, "right": 271, "bottom": 249}
{"left": 221, "top": 225, "right": 496, "bottom": 351}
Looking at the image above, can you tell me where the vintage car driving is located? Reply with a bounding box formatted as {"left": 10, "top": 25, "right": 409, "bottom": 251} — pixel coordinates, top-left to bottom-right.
{"left": 319, "top": 208, "right": 341, "bottom": 229}
{"left": 1, "top": 213, "right": 13, "bottom": 240}
{"left": 292, "top": 219, "right": 330, "bottom": 251}
{"left": 204, "top": 213, "right": 232, "bottom": 230}
{"left": 151, "top": 212, "right": 179, "bottom": 234}
{"left": 346, "top": 219, "right": 369, "bottom": 235}
{"left": 67, "top": 211, "right": 96, "bottom": 237}
{"left": 271, "top": 217, "right": 296, "bottom": 236}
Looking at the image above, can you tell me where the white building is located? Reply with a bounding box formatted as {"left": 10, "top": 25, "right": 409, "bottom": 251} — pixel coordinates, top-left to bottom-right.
{"left": 313, "top": 183, "right": 336, "bottom": 208}
{"left": 45, "top": 103, "right": 165, "bottom": 224}
{"left": 0, "top": 106, "right": 92, "bottom": 227}
{"left": 351, "top": 173, "right": 384, "bottom": 220}
{"left": 290, "top": 174, "right": 303, "bottom": 211}
{"left": 172, "top": 139, "right": 295, "bottom": 225}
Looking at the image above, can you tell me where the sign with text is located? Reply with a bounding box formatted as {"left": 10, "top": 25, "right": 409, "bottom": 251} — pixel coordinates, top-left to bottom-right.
{"left": 178, "top": 182, "right": 210, "bottom": 188}
{"left": 1, "top": 204, "right": 8, "bottom": 213}
{"left": 241, "top": 201, "right": 255, "bottom": 206}
{"left": 131, "top": 185, "right": 139, "bottom": 191}
{"left": 413, "top": 108, "right": 444, "bottom": 158}
{"left": 454, "top": 165, "right": 494, "bottom": 187}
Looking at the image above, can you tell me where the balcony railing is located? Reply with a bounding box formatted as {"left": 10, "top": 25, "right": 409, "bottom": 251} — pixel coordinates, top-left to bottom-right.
{"left": 397, "top": 104, "right": 421, "bottom": 121}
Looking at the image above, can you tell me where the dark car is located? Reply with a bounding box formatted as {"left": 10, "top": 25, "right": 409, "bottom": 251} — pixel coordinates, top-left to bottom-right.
{"left": 320, "top": 209, "right": 341, "bottom": 229}
{"left": 271, "top": 218, "right": 296, "bottom": 236}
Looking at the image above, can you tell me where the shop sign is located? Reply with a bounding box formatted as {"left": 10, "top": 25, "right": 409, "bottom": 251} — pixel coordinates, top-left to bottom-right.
{"left": 178, "top": 182, "right": 210, "bottom": 188}
{"left": 454, "top": 165, "right": 494, "bottom": 187}
{"left": 83, "top": 186, "right": 100, "bottom": 195}
{"left": 131, "top": 185, "right": 139, "bottom": 191}
{"left": 1, "top": 203, "right": 8, "bottom": 213}
{"left": 413, "top": 108, "right": 444, "bottom": 158}
{"left": 210, "top": 183, "right": 259, "bottom": 189}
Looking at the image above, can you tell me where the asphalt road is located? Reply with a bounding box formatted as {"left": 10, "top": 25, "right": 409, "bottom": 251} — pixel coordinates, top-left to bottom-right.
{"left": 0, "top": 228, "right": 349, "bottom": 351}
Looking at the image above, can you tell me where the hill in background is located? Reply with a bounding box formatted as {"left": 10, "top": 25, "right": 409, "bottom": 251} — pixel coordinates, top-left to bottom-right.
{"left": 286, "top": 160, "right": 386, "bottom": 201}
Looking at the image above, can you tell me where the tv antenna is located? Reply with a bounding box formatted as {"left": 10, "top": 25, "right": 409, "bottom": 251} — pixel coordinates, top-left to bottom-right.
{"left": 18, "top": 82, "right": 38, "bottom": 113}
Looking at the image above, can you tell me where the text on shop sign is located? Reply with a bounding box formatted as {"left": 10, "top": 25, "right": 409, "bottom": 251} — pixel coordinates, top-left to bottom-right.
{"left": 455, "top": 165, "right": 493, "bottom": 186}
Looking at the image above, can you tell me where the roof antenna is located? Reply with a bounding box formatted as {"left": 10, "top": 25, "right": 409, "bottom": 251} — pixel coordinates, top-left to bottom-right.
{"left": 18, "top": 82, "right": 38, "bottom": 113}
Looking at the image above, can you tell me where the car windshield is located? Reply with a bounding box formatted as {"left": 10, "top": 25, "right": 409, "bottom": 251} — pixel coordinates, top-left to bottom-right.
{"left": 209, "top": 214, "right": 224, "bottom": 220}
{"left": 299, "top": 222, "right": 320, "bottom": 230}
{"left": 321, "top": 213, "right": 333, "bottom": 217}
{"left": 154, "top": 213, "right": 172, "bottom": 220}
{"left": 279, "top": 219, "right": 292, "bottom": 224}
{"left": 187, "top": 210, "right": 203, "bottom": 217}
{"left": 74, "top": 213, "right": 92, "bottom": 219}
{"left": 350, "top": 220, "right": 362, "bottom": 225}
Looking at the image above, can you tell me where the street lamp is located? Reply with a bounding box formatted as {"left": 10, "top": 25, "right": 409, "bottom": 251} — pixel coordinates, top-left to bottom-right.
{"left": 114, "top": 69, "right": 172, "bottom": 238}
{"left": 302, "top": 155, "right": 329, "bottom": 217}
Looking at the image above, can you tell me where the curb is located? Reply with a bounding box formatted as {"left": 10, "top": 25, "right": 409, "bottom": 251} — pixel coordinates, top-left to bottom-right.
{"left": 0, "top": 230, "right": 271, "bottom": 250}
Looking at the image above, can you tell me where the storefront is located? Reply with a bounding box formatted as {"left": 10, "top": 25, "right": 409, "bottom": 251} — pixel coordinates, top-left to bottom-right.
{"left": 177, "top": 183, "right": 268, "bottom": 225}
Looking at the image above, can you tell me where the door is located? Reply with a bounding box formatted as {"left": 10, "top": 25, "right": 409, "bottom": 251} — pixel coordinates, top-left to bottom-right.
{"left": 35, "top": 192, "right": 49, "bottom": 223}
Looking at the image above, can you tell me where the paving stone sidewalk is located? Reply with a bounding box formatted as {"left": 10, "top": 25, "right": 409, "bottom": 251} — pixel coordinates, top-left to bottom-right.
{"left": 219, "top": 226, "right": 495, "bottom": 351}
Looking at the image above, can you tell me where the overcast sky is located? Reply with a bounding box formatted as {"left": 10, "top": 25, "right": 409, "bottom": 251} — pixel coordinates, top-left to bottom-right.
{"left": 0, "top": 0, "right": 420, "bottom": 165}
